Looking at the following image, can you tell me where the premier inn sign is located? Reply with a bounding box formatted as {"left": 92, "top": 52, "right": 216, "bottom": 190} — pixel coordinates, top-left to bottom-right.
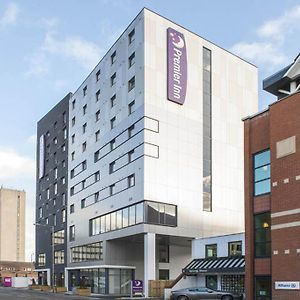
{"left": 167, "top": 27, "right": 187, "bottom": 105}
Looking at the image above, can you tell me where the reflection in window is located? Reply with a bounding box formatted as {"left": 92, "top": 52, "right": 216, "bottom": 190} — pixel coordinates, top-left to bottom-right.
{"left": 254, "top": 150, "right": 270, "bottom": 196}
{"left": 70, "top": 242, "right": 103, "bottom": 263}
{"left": 254, "top": 212, "right": 271, "bottom": 257}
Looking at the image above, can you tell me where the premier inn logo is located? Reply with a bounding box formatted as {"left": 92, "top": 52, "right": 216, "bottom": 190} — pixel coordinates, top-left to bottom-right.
{"left": 167, "top": 27, "right": 187, "bottom": 105}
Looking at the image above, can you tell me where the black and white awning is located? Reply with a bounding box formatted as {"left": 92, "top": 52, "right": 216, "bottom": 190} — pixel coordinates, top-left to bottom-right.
{"left": 183, "top": 256, "right": 245, "bottom": 275}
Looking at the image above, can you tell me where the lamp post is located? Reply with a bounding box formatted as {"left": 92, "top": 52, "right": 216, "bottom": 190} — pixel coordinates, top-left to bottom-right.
{"left": 34, "top": 222, "right": 55, "bottom": 292}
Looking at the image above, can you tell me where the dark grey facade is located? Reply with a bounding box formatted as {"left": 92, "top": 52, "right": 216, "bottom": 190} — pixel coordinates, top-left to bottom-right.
{"left": 35, "top": 93, "right": 71, "bottom": 285}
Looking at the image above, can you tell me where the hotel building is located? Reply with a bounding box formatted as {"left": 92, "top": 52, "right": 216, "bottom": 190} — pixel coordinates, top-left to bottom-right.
{"left": 243, "top": 54, "right": 300, "bottom": 300}
{"left": 36, "top": 8, "right": 258, "bottom": 295}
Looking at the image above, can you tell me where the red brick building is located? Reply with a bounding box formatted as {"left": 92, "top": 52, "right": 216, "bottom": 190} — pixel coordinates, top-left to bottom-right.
{"left": 243, "top": 55, "right": 300, "bottom": 300}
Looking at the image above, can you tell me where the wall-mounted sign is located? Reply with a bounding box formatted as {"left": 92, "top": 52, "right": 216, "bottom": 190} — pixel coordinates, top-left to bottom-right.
{"left": 39, "top": 135, "right": 45, "bottom": 179}
{"left": 132, "top": 279, "right": 143, "bottom": 293}
{"left": 275, "top": 281, "right": 299, "bottom": 290}
{"left": 167, "top": 27, "right": 187, "bottom": 105}
{"left": 4, "top": 277, "right": 12, "bottom": 287}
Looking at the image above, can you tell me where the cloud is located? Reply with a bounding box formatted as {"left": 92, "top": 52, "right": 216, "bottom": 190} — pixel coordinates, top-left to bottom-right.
{"left": 42, "top": 32, "right": 102, "bottom": 70}
{"left": 0, "top": 2, "right": 19, "bottom": 27}
{"left": 25, "top": 52, "right": 49, "bottom": 77}
{"left": 258, "top": 5, "right": 300, "bottom": 41}
{"left": 26, "top": 134, "right": 37, "bottom": 145}
{"left": 231, "top": 42, "right": 287, "bottom": 68}
{"left": 0, "top": 148, "right": 35, "bottom": 180}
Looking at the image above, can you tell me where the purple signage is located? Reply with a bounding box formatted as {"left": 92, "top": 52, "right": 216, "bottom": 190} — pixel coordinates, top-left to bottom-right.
{"left": 3, "top": 277, "right": 12, "bottom": 287}
{"left": 132, "top": 280, "right": 143, "bottom": 293}
{"left": 167, "top": 27, "right": 187, "bottom": 105}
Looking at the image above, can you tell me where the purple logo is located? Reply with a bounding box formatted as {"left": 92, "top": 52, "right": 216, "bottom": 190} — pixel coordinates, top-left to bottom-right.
{"left": 167, "top": 27, "right": 187, "bottom": 105}
{"left": 132, "top": 280, "right": 143, "bottom": 293}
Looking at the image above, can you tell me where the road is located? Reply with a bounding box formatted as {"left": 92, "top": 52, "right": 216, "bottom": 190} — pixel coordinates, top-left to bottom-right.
{"left": 0, "top": 287, "right": 102, "bottom": 300}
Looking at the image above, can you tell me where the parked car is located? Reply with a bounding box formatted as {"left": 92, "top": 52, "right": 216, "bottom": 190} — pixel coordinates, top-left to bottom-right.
{"left": 170, "top": 287, "right": 243, "bottom": 300}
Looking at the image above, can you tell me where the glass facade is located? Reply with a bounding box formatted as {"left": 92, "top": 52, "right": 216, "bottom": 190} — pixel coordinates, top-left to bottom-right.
{"left": 89, "top": 201, "right": 177, "bottom": 236}
{"left": 254, "top": 150, "right": 270, "bottom": 196}
{"left": 254, "top": 213, "right": 271, "bottom": 257}
{"left": 203, "top": 47, "right": 212, "bottom": 212}
{"left": 70, "top": 242, "right": 103, "bottom": 263}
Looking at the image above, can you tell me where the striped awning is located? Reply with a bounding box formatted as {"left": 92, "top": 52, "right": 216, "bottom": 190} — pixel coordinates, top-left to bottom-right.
{"left": 183, "top": 256, "right": 245, "bottom": 275}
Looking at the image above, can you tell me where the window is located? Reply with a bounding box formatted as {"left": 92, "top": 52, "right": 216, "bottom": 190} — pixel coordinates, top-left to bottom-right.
{"left": 38, "top": 253, "right": 46, "bottom": 266}
{"left": 53, "top": 198, "right": 56, "bottom": 206}
{"left": 110, "top": 139, "right": 116, "bottom": 150}
{"left": 96, "top": 89, "right": 100, "bottom": 102}
{"left": 128, "top": 174, "right": 135, "bottom": 187}
{"left": 128, "top": 100, "right": 135, "bottom": 115}
{"left": 110, "top": 117, "right": 116, "bottom": 129}
{"left": 71, "top": 134, "right": 75, "bottom": 144}
{"left": 158, "top": 245, "right": 169, "bottom": 263}
{"left": 70, "top": 204, "right": 74, "bottom": 214}
{"left": 54, "top": 250, "right": 64, "bottom": 264}
{"left": 54, "top": 183, "right": 57, "bottom": 195}
{"left": 71, "top": 151, "right": 75, "bottom": 161}
{"left": 254, "top": 150, "right": 271, "bottom": 196}
{"left": 82, "top": 160, "right": 87, "bottom": 170}
{"left": 45, "top": 217, "right": 49, "bottom": 224}
{"left": 96, "top": 70, "right": 100, "bottom": 82}
{"left": 62, "top": 193, "right": 66, "bottom": 206}
{"left": 94, "top": 150, "right": 100, "bottom": 162}
{"left": 111, "top": 73, "right": 116, "bottom": 86}
{"left": 83, "top": 123, "right": 87, "bottom": 133}
{"left": 128, "top": 28, "right": 135, "bottom": 44}
{"left": 254, "top": 212, "right": 271, "bottom": 257}
{"left": 54, "top": 168, "right": 58, "bottom": 179}
{"left": 81, "top": 198, "right": 86, "bottom": 209}
{"left": 255, "top": 276, "right": 271, "bottom": 300}
{"left": 62, "top": 209, "right": 66, "bottom": 223}
{"left": 62, "top": 160, "right": 66, "bottom": 168}
{"left": 111, "top": 51, "right": 116, "bottom": 65}
{"left": 228, "top": 241, "right": 242, "bottom": 256}
{"left": 72, "top": 99, "right": 76, "bottom": 110}
{"left": 95, "top": 171, "right": 100, "bottom": 182}
{"left": 159, "top": 269, "right": 169, "bottom": 280}
{"left": 39, "top": 207, "right": 43, "bottom": 218}
{"left": 95, "top": 130, "right": 100, "bottom": 142}
{"left": 128, "top": 76, "right": 135, "bottom": 91}
{"left": 61, "top": 177, "right": 66, "bottom": 185}
{"left": 128, "top": 125, "right": 134, "bottom": 138}
{"left": 54, "top": 121, "right": 57, "bottom": 129}
{"left": 70, "top": 187, "right": 74, "bottom": 196}
{"left": 83, "top": 104, "right": 87, "bottom": 115}
{"left": 70, "top": 242, "right": 103, "bottom": 262}
{"left": 52, "top": 229, "right": 65, "bottom": 245}
{"left": 53, "top": 214, "right": 57, "bottom": 226}
{"left": 206, "top": 275, "right": 218, "bottom": 290}
{"left": 53, "top": 137, "right": 57, "bottom": 145}
{"left": 110, "top": 184, "right": 115, "bottom": 196}
{"left": 129, "top": 52, "right": 135, "bottom": 68}
{"left": 72, "top": 117, "right": 76, "bottom": 127}
{"left": 82, "top": 142, "right": 87, "bottom": 152}
{"left": 63, "top": 112, "right": 67, "bottom": 124}
{"left": 109, "top": 162, "right": 115, "bottom": 174}
{"left": 83, "top": 85, "right": 87, "bottom": 96}
{"left": 94, "top": 192, "right": 99, "bottom": 202}
{"left": 63, "top": 128, "right": 67, "bottom": 139}
{"left": 206, "top": 244, "right": 217, "bottom": 258}
{"left": 95, "top": 110, "right": 100, "bottom": 122}
{"left": 128, "top": 150, "right": 134, "bottom": 162}
{"left": 46, "top": 131, "right": 50, "bottom": 137}
{"left": 82, "top": 179, "right": 86, "bottom": 189}
{"left": 70, "top": 225, "right": 75, "bottom": 241}
{"left": 111, "top": 94, "right": 116, "bottom": 107}
{"left": 61, "top": 144, "right": 66, "bottom": 152}
{"left": 145, "top": 201, "right": 177, "bottom": 226}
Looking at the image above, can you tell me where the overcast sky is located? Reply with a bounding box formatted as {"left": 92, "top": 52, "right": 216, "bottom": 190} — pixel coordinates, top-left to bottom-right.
{"left": 0, "top": 0, "right": 299, "bottom": 261}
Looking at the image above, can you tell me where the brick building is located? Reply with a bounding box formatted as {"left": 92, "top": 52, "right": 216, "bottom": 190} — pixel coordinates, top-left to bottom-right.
{"left": 243, "top": 54, "right": 300, "bottom": 300}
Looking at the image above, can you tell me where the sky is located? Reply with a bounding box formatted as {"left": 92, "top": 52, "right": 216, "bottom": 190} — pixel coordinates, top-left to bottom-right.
{"left": 0, "top": 0, "right": 299, "bottom": 261}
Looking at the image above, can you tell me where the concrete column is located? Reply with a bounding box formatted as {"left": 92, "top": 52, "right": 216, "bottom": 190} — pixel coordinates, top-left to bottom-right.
{"left": 144, "top": 233, "right": 156, "bottom": 297}
{"left": 64, "top": 269, "right": 68, "bottom": 289}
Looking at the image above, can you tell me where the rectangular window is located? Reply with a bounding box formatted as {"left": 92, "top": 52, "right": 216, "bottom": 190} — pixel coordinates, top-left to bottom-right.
{"left": 128, "top": 174, "right": 135, "bottom": 187}
{"left": 83, "top": 104, "right": 87, "bottom": 115}
{"left": 54, "top": 168, "right": 57, "bottom": 179}
{"left": 129, "top": 52, "right": 135, "bottom": 68}
{"left": 95, "top": 171, "right": 100, "bottom": 182}
{"left": 72, "top": 117, "right": 76, "bottom": 127}
{"left": 94, "top": 192, "right": 99, "bottom": 202}
{"left": 53, "top": 214, "right": 56, "bottom": 226}
{"left": 69, "top": 225, "right": 75, "bottom": 241}
{"left": 96, "top": 70, "right": 100, "bottom": 82}
{"left": 83, "top": 123, "right": 87, "bottom": 134}
{"left": 128, "top": 76, "right": 135, "bottom": 91}
{"left": 61, "top": 177, "right": 65, "bottom": 185}
{"left": 96, "top": 110, "right": 100, "bottom": 122}
{"left": 128, "top": 150, "right": 134, "bottom": 163}
{"left": 110, "top": 139, "right": 116, "bottom": 150}
{"left": 52, "top": 229, "right": 65, "bottom": 245}
{"left": 96, "top": 89, "right": 100, "bottom": 102}
{"left": 206, "top": 244, "right": 217, "bottom": 258}
{"left": 228, "top": 241, "right": 242, "bottom": 257}
{"left": 54, "top": 250, "right": 64, "bottom": 264}
{"left": 71, "top": 151, "right": 75, "bottom": 161}
{"left": 159, "top": 269, "right": 169, "bottom": 280}
{"left": 63, "top": 128, "right": 67, "bottom": 139}
{"left": 128, "top": 125, "right": 134, "bottom": 138}
{"left": 81, "top": 198, "right": 86, "bottom": 209}
{"left": 94, "top": 150, "right": 100, "bottom": 162}
{"left": 203, "top": 47, "right": 212, "bottom": 212}
{"left": 62, "top": 209, "right": 66, "bottom": 223}
{"left": 38, "top": 253, "right": 46, "bottom": 266}
{"left": 70, "top": 204, "right": 74, "bottom": 214}
{"left": 110, "top": 184, "right": 115, "bottom": 196}
{"left": 39, "top": 207, "right": 43, "bottom": 218}
{"left": 70, "top": 242, "right": 103, "bottom": 263}
{"left": 62, "top": 193, "right": 66, "bottom": 206}
{"left": 82, "top": 141, "right": 87, "bottom": 152}
{"left": 111, "top": 94, "right": 116, "bottom": 107}
{"left": 83, "top": 85, "right": 87, "bottom": 96}
{"left": 128, "top": 29, "right": 135, "bottom": 44}
{"left": 110, "top": 117, "right": 116, "bottom": 129}
{"left": 111, "top": 51, "right": 116, "bottom": 65}
{"left": 128, "top": 100, "right": 135, "bottom": 115}
{"left": 109, "top": 162, "right": 115, "bottom": 174}
{"left": 71, "top": 134, "right": 75, "bottom": 144}
{"left": 111, "top": 73, "right": 116, "bottom": 86}
{"left": 158, "top": 245, "right": 169, "bottom": 263}
{"left": 255, "top": 276, "right": 271, "bottom": 300}
{"left": 54, "top": 183, "right": 57, "bottom": 195}
{"left": 95, "top": 130, "right": 100, "bottom": 142}
{"left": 72, "top": 99, "right": 76, "bottom": 109}
{"left": 254, "top": 212, "right": 271, "bottom": 257}
{"left": 63, "top": 112, "right": 66, "bottom": 124}
{"left": 254, "top": 150, "right": 271, "bottom": 196}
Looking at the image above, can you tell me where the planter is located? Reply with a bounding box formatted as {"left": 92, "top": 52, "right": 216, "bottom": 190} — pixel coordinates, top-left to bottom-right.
{"left": 76, "top": 287, "right": 91, "bottom": 296}
{"left": 41, "top": 285, "right": 51, "bottom": 292}
{"left": 29, "top": 285, "right": 42, "bottom": 290}
{"left": 54, "top": 286, "right": 67, "bottom": 293}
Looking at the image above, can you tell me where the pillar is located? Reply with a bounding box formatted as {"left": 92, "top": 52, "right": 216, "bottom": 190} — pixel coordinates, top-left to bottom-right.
{"left": 144, "top": 233, "right": 156, "bottom": 297}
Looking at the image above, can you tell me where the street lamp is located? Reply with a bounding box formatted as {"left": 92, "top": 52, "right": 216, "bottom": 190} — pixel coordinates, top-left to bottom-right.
{"left": 34, "top": 222, "right": 55, "bottom": 292}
